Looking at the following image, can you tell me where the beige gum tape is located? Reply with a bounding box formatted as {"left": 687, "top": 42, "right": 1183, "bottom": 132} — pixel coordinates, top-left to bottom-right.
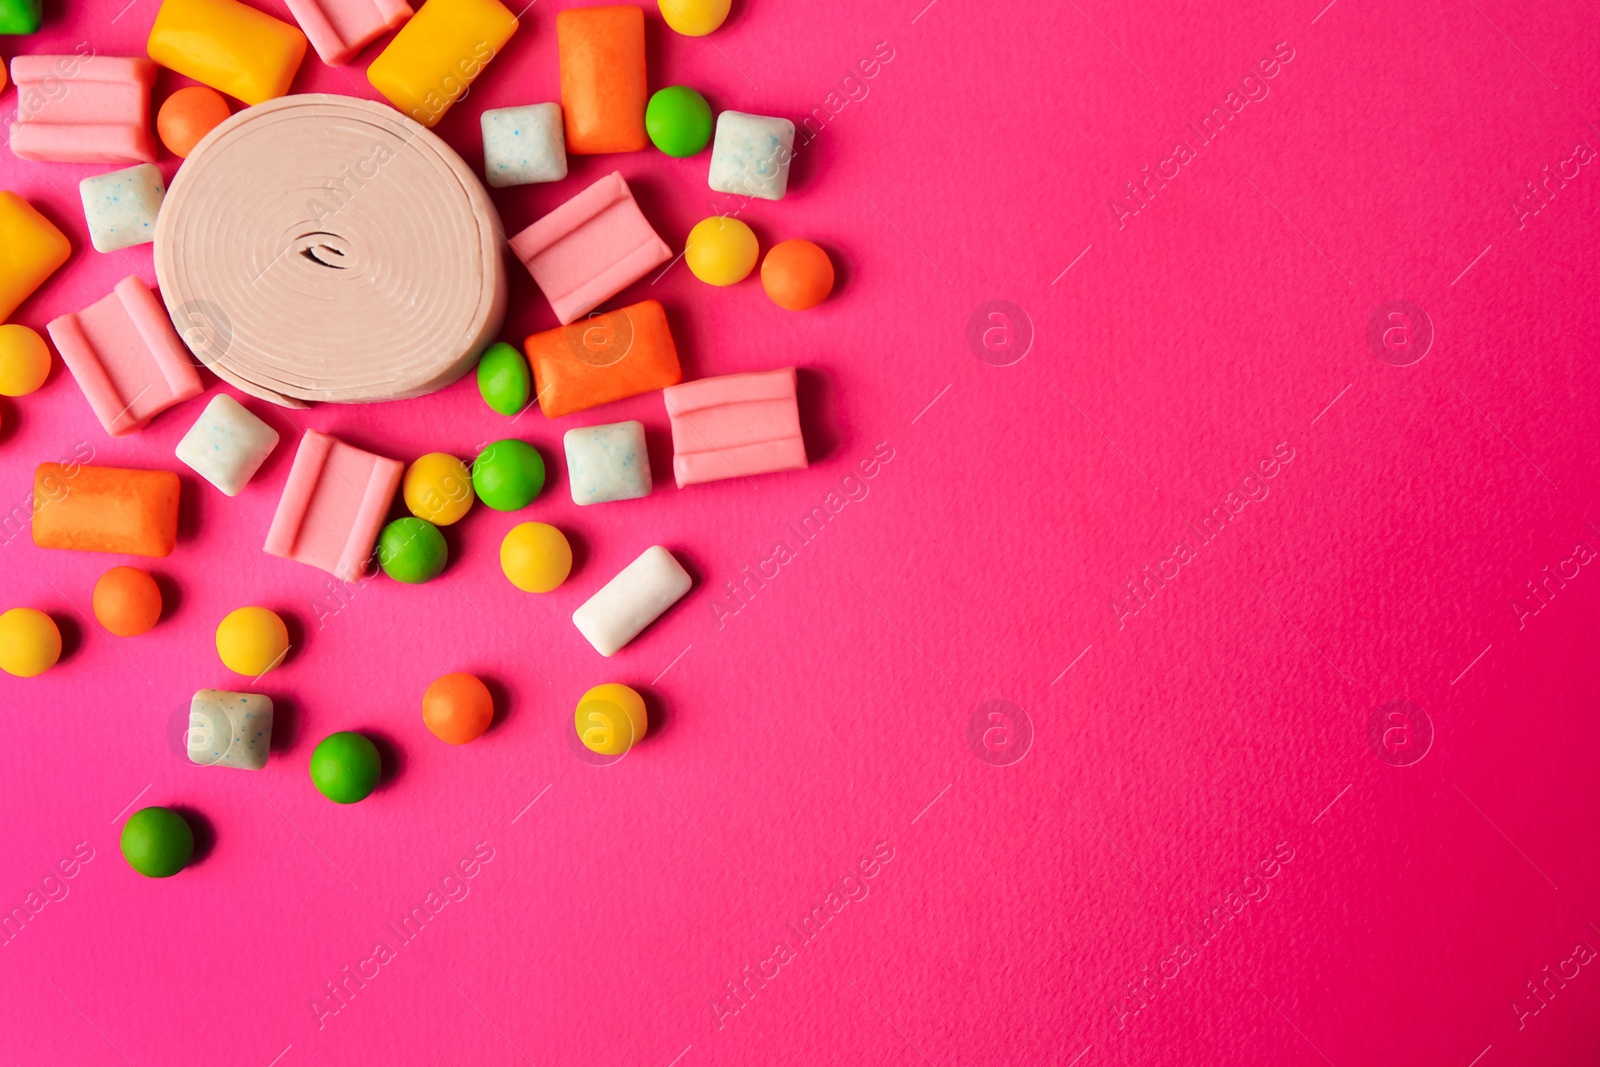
{"left": 154, "top": 94, "right": 507, "bottom": 408}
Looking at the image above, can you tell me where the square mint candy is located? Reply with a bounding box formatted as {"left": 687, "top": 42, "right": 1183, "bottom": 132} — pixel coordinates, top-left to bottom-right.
{"left": 564, "top": 420, "right": 651, "bottom": 505}
{"left": 481, "top": 103, "right": 568, "bottom": 188}
{"left": 176, "top": 394, "right": 280, "bottom": 496}
{"left": 188, "top": 690, "right": 273, "bottom": 770}
{"left": 708, "top": 111, "right": 796, "bottom": 201}
{"left": 79, "top": 163, "right": 164, "bottom": 253}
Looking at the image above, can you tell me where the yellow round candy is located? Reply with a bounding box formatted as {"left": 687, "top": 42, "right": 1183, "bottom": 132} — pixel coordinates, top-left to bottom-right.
{"left": 500, "top": 522, "right": 572, "bottom": 593}
{"left": 216, "top": 606, "right": 289, "bottom": 676}
{"left": 0, "top": 608, "right": 62, "bottom": 677}
{"left": 658, "top": 0, "right": 730, "bottom": 35}
{"left": 0, "top": 324, "right": 52, "bottom": 397}
{"left": 575, "top": 683, "right": 647, "bottom": 755}
{"left": 685, "top": 216, "right": 759, "bottom": 286}
{"left": 404, "top": 452, "right": 475, "bottom": 526}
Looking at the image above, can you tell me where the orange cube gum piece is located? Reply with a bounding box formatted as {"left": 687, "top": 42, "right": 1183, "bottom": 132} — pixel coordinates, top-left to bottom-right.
{"left": 525, "top": 299, "right": 681, "bottom": 418}
{"left": 0, "top": 192, "right": 71, "bottom": 322}
{"left": 147, "top": 0, "right": 308, "bottom": 106}
{"left": 33, "top": 464, "right": 181, "bottom": 557}
{"left": 558, "top": 5, "right": 648, "bottom": 154}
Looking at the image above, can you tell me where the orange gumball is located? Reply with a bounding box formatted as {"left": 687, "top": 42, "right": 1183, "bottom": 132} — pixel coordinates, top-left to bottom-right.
{"left": 760, "top": 239, "right": 835, "bottom": 311}
{"left": 157, "top": 86, "right": 232, "bottom": 159}
{"left": 422, "top": 672, "right": 494, "bottom": 745}
{"left": 92, "top": 566, "right": 163, "bottom": 637}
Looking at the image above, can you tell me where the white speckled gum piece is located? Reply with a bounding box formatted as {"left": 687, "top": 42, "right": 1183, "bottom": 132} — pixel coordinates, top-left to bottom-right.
{"left": 188, "top": 689, "right": 274, "bottom": 770}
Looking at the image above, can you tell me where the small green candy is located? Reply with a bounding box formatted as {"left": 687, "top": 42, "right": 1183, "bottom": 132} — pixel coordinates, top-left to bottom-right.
{"left": 472, "top": 440, "right": 545, "bottom": 511}
{"left": 377, "top": 517, "right": 447, "bottom": 583}
{"left": 310, "top": 732, "right": 382, "bottom": 804}
{"left": 477, "top": 342, "right": 531, "bottom": 416}
{"left": 646, "top": 86, "right": 714, "bottom": 158}
{"left": 121, "top": 807, "right": 194, "bottom": 878}
{"left": 0, "top": 0, "right": 43, "bottom": 34}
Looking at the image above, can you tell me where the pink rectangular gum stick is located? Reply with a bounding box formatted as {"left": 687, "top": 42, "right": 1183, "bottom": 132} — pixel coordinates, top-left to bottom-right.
{"left": 508, "top": 171, "right": 671, "bottom": 325}
{"left": 264, "top": 430, "right": 402, "bottom": 582}
{"left": 662, "top": 367, "right": 808, "bottom": 487}
{"left": 283, "top": 0, "right": 413, "bottom": 66}
{"left": 9, "top": 55, "right": 158, "bottom": 164}
{"left": 47, "top": 276, "right": 204, "bottom": 437}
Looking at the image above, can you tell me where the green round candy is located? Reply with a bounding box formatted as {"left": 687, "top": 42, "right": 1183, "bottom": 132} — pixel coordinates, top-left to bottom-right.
{"left": 310, "top": 731, "right": 382, "bottom": 804}
{"left": 121, "top": 807, "right": 193, "bottom": 878}
{"left": 377, "top": 517, "right": 447, "bottom": 583}
{"left": 477, "top": 342, "right": 531, "bottom": 416}
{"left": 472, "top": 440, "right": 545, "bottom": 511}
{"left": 646, "top": 86, "right": 713, "bottom": 158}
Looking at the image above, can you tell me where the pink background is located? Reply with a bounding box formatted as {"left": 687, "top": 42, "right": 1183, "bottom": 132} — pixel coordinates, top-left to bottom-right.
{"left": 3, "top": 0, "right": 1600, "bottom": 1064}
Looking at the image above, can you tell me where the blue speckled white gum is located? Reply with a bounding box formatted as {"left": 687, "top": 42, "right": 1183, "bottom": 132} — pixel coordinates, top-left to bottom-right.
{"left": 188, "top": 690, "right": 274, "bottom": 770}
{"left": 481, "top": 103, "right": 569, "bottom": 188}
{"left": 707, "top": 110, "right": 796, "bottom": 201}
{"left": 564, "top": 419, "right": 652, "bottom": 505}
{"left": 79, "top": 163, "right": 165, "bottom": 253}
{"left": 175, "top": 394, "right": 281, "bottom": 497}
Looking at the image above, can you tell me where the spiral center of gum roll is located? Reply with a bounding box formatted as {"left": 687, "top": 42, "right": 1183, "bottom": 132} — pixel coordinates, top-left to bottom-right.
{"left": 153, "top": 93, "right": 507, "bottom": 408}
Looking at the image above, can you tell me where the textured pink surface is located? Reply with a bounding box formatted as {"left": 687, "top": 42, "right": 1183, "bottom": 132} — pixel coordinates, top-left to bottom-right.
{"left": 664, "top": 366, "right": 807, "bottom": 486}
{"left": 2, "top": 1, "right": 1600, "bottom": 1066}
{"left": 47, "top": 275, "right": 202, "bottom": 435}
{"left": 509, "top": 170, "right": 672, "bottom": 324}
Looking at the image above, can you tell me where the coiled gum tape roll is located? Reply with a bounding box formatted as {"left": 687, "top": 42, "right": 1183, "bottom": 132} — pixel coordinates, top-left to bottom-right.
{"left": 154, "top": 94, "right": 507, "bottom": 407}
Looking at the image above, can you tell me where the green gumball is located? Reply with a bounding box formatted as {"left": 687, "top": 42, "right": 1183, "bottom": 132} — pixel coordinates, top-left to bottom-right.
{"left": 310, "top": 731, "right": 382, "bottom": 804}
{"left": 646, "top": 86, "right": 713, "bottom": 158}
{"left": 477, "top": 342, "right": 531, "bottom": 416}
{"left": 377, "top": 517, "right": 447, "bottom": 583}
{"left": 121, "top": 806, "right": 194, "bottom": 878}
{"left": 472, "top": 440, "right": 545, "bottom": 511}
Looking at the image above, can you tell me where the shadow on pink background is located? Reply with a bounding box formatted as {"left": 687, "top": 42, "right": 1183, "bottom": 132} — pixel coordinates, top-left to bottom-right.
{"left": 2, "top": 0, "right": 1599, "bottom": 1064}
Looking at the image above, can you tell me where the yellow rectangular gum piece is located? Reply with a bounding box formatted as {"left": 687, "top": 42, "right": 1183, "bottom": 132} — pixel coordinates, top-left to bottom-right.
{"left": 367, "top": 0, "right": 518, "bottom": 128}
{"left": 0, "top": 192, "right": 72, "bottom": 323}
{"left": 147, "top": 0, "right": 308, "bottom": 106}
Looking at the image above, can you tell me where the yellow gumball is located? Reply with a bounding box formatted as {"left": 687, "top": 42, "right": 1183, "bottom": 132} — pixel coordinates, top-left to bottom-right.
{"left": 404, "top": 452, "right": 475, "bottom": 526}
{"left": 0, "top": 324, "right": 52, "bottom": 397}
{"left": 685, "top": 216, "right": 759, "bottom": 286}
{"left": 575, "top": 683, "right": 647, "bottom": 755}
{"left": 0, "top": 608, "right": 62, "bottom": 677}
{"left": 216, "top": 606, "right": 289, "bottom": 676}
{"left": 658, "top": 0, "right": 730, "bottom": 36}
{"left": 500, "top": 522, "right": 572, "bottom": 593}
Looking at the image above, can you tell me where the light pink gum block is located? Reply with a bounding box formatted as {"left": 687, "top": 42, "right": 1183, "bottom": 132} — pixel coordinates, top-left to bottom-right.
{"left": 508, "top": 171, "right": 671, "bottom": 326}
{"left": 264, "top": 430, "right": 402, "bottom": 582}
{"left": 284, "top": 0, "right": 413, "bottom": 66}
{"left": 47, "top": 276, "right": 204, "bottom": 437}
{"left": 663, "top": 367, "right": 808, "bottom": 487}
{"left": 9, "top": 55, "right": 158, "bottom": 164}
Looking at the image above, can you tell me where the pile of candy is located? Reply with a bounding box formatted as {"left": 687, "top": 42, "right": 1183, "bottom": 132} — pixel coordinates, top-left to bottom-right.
{"left": 0, "top": 0, "right": 832, "bottom": 877}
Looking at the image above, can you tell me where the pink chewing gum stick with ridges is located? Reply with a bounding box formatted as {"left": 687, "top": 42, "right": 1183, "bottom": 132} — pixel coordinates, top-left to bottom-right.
{"left": 663, "top": 367, "right": 808, "bottom": 487}
{"left": 264, "top": 430, "right": 403, "bottom": 582}
{"left": 47, "top": 276, "right": 204, "bottom": 437}
{"left": 9, "top": 55, "right": 158, "bottom": 164}
{"left": 283, "top": 0, "right": 413, "bottom": 66}
{"left": 508, "top": 171, "right": 671, "bottom": 326}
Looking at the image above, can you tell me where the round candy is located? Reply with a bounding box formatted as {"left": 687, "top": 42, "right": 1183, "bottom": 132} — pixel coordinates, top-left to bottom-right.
{"left": 658, "top": 0, "right": 729, "bottom": 35}
{"left": 404, "top": 452, "right": 475, "bottom": 525}
{"left": 0, "top": 608, "right": 61, "bottom": 677}
{"left": 472, "top": 440, "right": 545, "bottom": 511}
{"left": 646, "top": 86, "right": 714, "bottom": 157}
{"left": 215, "top": 606, "right": 289, "bottom": 676}
{"left": 477, "top": 341, "right": 531, "bottom": 416}
{"left": 685, "top": 216, "right": 759, "bottom": 286}
{"left": 575, "top": 682, "right": 648, "bottom": 755}
{"left": 500, "top": 522, "right": 572, "bottom": 593}
{"left": 422, "top": 672, "right": 494, "bottom": 744}
{"left": 156, "top": 85, "right": 231, "bottom": 158}
{"left": 120, "top": 806, "right": 193, "bottom": 878}
{"left": 92, "top": 566, "right": 162, "bottom": 637}
{"left": 310, "top": 731, "right": 382, "bottom": 803}
{"left": 0, "top": 324, "right": 51, "bottom": 397}
{"left": 377, "top": 517, "right": 447, "bottom": 584}
{"left": 761, "top": 239, "right": 835, "bottom": 310}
